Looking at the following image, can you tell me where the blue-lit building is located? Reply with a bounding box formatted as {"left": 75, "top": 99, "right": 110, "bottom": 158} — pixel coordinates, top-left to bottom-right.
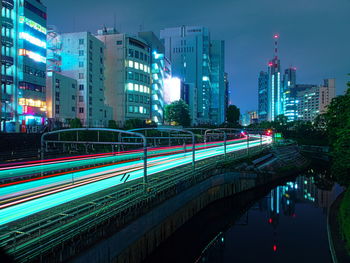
{"left": 160, "top": 26, "right": 226, "bottom": 125}
{"left": 258, "top": 71, "right": 269, "bottom": 122}
{"left": 138, "top": 31, "right": 168, "bottom": 125}
{"left": 282, "top": 67, "right": 297, "bottom": 121}
{"left": 1, "top": 0, "right": 47, "bottom": 132}
{"left": 267, "top": 34, "right": 282, "bottom": 121}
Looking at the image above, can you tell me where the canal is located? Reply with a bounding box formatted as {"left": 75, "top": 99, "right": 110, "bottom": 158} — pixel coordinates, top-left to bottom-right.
{"left": 143, "top": 167, "right": 343, "bottom": 263}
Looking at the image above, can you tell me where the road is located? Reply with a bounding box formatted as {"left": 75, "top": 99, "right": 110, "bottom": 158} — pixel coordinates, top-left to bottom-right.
{"left": 0, "top": 135, "right": 272, "bottom": 226}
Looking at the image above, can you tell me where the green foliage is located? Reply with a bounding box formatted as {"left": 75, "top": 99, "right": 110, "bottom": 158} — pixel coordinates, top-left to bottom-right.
{"left": 108, "top": 120, "right": 118, "bottom": 129}
{"left": 164, "top": 100, "right": 191, "bottom": 126}
{"left": 323, "top": 79, "right": 350, "bottom": 185}
{"left": 124, "top": 119, "right": 146, "bottom": 130}
{"left": 339, "top": 188, "right": 350, "bottom": 253}
{"left": 226, "top": 105, "right": 240, "bottom": 125}
{"left": 123, "top": 119, "right": 156, "bottom": 130}
{"left": 69, "top": 118, "right": 82, "bottom": 128}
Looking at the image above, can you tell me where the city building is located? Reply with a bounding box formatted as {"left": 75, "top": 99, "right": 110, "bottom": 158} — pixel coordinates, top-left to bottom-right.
{"left": 160, "top": 26, "right": 226, "bottom": 125}
{"left": 60, "top": 31, "right": 112, "bottom": 127}
{"left": 224, "top": 73, "right": 229, "bottom": 122}
{"left": 209, "top": 40, "right": 225, "bottom": 125}
{"left": 46, "top": 26, "right": 78, "bottom": 129}
{"left": 1, "top": 0, "right": 47, "bottom": 133}
{"left": 258, "top": 71, "right": 269, "bottom": 122}
{"left": 267, "top": 34, "right": 282, "bottom": 121}
{"left": 282, "top": 67, "right": 297, "bottom": 121}
{"left": 138, "top": 31, "right": 168, "bottom": 125}
{"left": 46, "top": 72, "right": 77, "bottom": 128}
{"left": 96, "top": 28, "right": 151, "bottom": 127}
{"left": 295, "top": 79, "right": 335, "bottom": 122}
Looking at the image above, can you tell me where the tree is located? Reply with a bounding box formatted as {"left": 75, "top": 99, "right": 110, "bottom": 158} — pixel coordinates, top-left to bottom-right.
{"left": 226, "top": 105, "right": 240, "bottom": 125}
{"left": 164, "top": 100, "right": 191, "bottom": 126}
{"left": 69, "top": 118, "right": 82, "bottom": 128}
{"left": 108, "top": 120, "right": 118, "bottom": 129}
{"left": 323, "top": 79, "right": 350, "bottom": 185}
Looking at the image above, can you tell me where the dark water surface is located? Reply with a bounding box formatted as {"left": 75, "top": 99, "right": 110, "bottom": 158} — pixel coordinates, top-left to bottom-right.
{"left": 144, "top": 168, "right": 343, "bottom": 263}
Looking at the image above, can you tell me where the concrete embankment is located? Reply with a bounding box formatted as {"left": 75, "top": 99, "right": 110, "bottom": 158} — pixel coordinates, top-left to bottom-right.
{"left": 73, "top": 145, "right": 308, "bottom": 263}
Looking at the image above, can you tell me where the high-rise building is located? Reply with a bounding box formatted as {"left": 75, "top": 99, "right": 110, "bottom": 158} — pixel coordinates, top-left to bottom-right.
{"left": 224, "top": 73, "right": 229, "bottom": 122}
{"left": 295, "top": 79, "right": 335, "bottom": 122}
{"left": 60, "top": 32, "right": 112, "bottom": 127}
{"left": 258, "top": 71, "right": 269, "bottom": 122}
{"left": 160, "top": 26, "right": 225, "bottom": 125}
{"left": 138, "top": 31, "right": 168, "bottom": 125}
{"left": 1, "top": 0, "right": 47, "bottom": 133}
{"left": 96, "top": 28, "right": 151, "bottom": 127}
{"left": 46, "top": 26, "right": 78, "bottom": 129}
{"left": 267, "top": 34, "right": 282, "bottom": 121}
{"left": 209, "top": 40, "right": 225, "bottom": 125}
{"left": 282, "top": 67, "right": 297, "bottom": 121}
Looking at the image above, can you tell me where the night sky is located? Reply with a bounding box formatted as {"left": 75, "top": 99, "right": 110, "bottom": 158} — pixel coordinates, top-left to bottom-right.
{"left": 43, "top": 0, "right": 350, "bottom": 113}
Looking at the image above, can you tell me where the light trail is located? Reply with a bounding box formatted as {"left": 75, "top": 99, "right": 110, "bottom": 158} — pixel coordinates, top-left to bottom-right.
{"left": 0, "top": 138, "right": 247, "bottom": 181}
{"left": 0, "top": 136, "right": 272, "bottom": 226}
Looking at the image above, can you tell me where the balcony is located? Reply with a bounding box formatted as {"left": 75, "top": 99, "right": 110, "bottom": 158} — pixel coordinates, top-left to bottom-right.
{"left": 1, "top": 55, "right": 14, "bottom": 67}
{"left": 1, "top": 0, "right": 14, "bottom": 10}
{"left": 1, "top": 36, "right": 13, "bottom": 47}
{"left": 1, "top": 74, "right": 14, "bottom": 84}
{"left": 1, "top": 17, "right": 14, "bottom": 29}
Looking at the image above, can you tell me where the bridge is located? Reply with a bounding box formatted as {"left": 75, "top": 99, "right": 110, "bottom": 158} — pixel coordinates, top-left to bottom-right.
{"left": 0, "top": 128, "right": 273, "bottom": 262}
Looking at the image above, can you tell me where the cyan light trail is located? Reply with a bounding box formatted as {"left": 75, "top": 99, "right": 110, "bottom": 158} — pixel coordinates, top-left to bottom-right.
{"left": 0, "top": 138, "right": 247, "bottom": 180}
{"left": 0, "top": 136, "right": 272, "bottom": 226}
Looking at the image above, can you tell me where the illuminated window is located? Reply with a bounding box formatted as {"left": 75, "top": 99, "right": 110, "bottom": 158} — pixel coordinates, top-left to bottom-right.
{"left": 128, "top": 106, "right": 134, "bottom": 113}
{"left": 140, "top": 64, "right": 144, "bottom": 71}
{"left": 128, "top": 60, "right": 133, "bottom": 68}
{"left": 139, "top": 106, "right": 144, "bottom": 113}
{"left": 134, "top": 62, "right": 139, "bottom": 70}
{"left": 127, "top": 83, "right": 133, "bottom": 91}
{"left": 134, "top": 106, "right": 139, "bottom": 113}
{"left": 139, "top": 85, "right": 144, "bottom": 93}
{"left": 134, "top": 84, "right": 139, "bottom": 92}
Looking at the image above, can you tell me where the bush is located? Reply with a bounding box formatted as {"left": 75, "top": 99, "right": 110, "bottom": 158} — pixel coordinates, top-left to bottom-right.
{"left": 339, "top": 188, "right": 350, "bottom": 253}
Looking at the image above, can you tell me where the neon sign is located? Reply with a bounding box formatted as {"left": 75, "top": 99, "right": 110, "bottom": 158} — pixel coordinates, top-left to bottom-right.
{"left": 19, "top": 32, "right": 47, "bottom": 49}
{"left": 18, "top": 98, "right": 46, "bottom": 113}
{"left": 19, "top": 16, "right": 47, "bottom": 35}
{"left": 19, "top": 49, "right": 46, "bottom": 63}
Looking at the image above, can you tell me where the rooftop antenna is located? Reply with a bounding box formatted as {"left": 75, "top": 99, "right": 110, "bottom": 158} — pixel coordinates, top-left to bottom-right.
{"left": 273, "top": 33, "right": 279, "bottom": 59}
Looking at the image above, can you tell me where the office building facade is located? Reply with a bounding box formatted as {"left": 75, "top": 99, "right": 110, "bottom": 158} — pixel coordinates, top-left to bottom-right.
{"left": 295, "top": 79, "right": 335, "bottom": 122}
{"left": 60, "top": 32, "right": 111, "bottom": 127}
{"left": 258, "top": 71, "right": 269, "bottom": 122}
{"left": 160, "top": 26, "right": 225, "bottom": 125}
{"left": 96, "top": 28, "right": 151, "bottom": 127}
{"left": 1, "top": 0, "right": 47, "bottom": 133}
{"left": 138, "top": 31, "right": 168, "bottom": 125}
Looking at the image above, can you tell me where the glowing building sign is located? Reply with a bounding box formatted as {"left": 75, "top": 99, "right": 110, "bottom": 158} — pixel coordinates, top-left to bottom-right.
{"left": 19, "top": 98, "right": 46, "bottom": 110}
{"left": 19, "top": 32, "right": 47, "bottom": 49}
{"left": 19, "top": 49, "right": 46, "bottom": 63}
{"left": 19, "top": 16, "right": 47, "bottom": 35}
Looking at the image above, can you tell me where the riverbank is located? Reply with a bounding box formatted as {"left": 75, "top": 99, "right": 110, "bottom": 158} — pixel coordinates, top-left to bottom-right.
{"left": 328, "top": 189, "right": 350, "bottom": 263}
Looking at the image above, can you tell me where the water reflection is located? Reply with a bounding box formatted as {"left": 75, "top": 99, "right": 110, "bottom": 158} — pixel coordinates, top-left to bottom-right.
{"left": 199, "top": 169, "right": 342, "bottom": 263}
